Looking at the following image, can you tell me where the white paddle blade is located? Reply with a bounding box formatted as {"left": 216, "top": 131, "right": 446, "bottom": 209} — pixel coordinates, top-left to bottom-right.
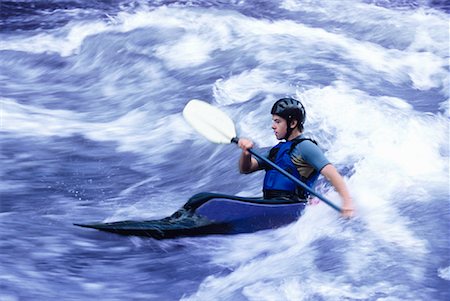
{"left": 183, "top": 99, "right": 237, "bottom": 144}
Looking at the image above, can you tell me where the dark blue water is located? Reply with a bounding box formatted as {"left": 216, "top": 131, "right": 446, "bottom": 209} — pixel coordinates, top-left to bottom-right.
{"left": 1, "top": 1, "right": 449, "bottom": 300}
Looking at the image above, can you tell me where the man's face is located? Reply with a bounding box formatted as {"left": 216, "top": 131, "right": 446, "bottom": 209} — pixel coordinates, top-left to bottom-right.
{"left": 271, "top": 114, "right": 288, "bottom": 140}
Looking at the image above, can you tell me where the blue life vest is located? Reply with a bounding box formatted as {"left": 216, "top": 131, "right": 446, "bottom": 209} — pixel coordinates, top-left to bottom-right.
{"left": 263, "top": 138, "right": 319, "bottom": 200}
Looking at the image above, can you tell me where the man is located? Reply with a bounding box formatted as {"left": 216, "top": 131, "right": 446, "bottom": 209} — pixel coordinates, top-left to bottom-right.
{"left": 238, "top": 97, "right": 354, "bottom": 218}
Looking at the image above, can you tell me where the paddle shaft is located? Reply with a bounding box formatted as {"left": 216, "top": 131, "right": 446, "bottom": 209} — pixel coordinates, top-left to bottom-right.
{"left": 231, "top": 138, "right": 341, "bottom": 212}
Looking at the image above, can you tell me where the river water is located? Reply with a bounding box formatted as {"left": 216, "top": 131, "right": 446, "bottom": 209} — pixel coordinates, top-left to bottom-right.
{"left": 1, "top": 0, "right": 449, "bottom": 300}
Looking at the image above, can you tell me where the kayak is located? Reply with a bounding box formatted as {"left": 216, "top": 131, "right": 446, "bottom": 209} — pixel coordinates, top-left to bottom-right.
{"left": 75, "top": 192, "right": 306, "bottom": 239}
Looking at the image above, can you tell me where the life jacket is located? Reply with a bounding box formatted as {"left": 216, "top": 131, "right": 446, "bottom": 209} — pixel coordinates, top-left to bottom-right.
{"left": 263, "top": 137, "right": 319, "bottom": 200}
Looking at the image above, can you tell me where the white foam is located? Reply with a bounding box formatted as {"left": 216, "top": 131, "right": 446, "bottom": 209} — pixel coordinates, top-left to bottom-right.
{"left": 182, "top": 80, "right": 448, "bottom": 300}
{"left": 2, "top": 5, "right": 447, "bottom": 94}
{"left": 281, "top": 0, "right": 449, "bottom": 92}
{"left": 438, "top": 266, "right": 450, "bottom": 281}
{"left": 1, "top": 3, "right": 448, "bottom": 300}
{"left": 300, "top": 82, "right": 448, "bottom": 175}
{"left": 0, "top": 6, "right": 233, "bottom": 59}
{"left": 0, "top": 97, "right": 195, "bottom": 157}
{"left": 180, "top": 206, "right": 342, "bottom": 300}
{"left": 154, "top": 34, "right": 215, "bottom": 68}
{"left": 1, "top": 21, "right": 109, "bottom": 57}
{"left": 300, "top": 82, "right": 447, "bottom": 243}
{"left": 282, "top": 0, "right": 449, "bottom": 59}
{"left": 213, "top": 69, "right": 290, "bottom": 105}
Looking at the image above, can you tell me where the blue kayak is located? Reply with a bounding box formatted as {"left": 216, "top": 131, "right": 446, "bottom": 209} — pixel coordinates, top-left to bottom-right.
{"left": 75, "top": 192, "right": 306, "bottom": 239}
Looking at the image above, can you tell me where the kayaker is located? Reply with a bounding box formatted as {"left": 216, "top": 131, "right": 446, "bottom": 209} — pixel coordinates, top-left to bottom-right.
{"left": 238, "top": 97, "right": 354, "bottom": 218}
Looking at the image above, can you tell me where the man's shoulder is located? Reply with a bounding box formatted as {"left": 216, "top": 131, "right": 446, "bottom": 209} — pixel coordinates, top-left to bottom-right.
{"left": 291, "top": 137, "right": 319, "bottom": 150}
{"left": 291, "top": 137, "right": 330, "bottom": 170}
{"left": 292, "top": 137, "right": 317, "bottom": 146}
{"left": 291, "top": 138, "right": 323, "bottom": 157}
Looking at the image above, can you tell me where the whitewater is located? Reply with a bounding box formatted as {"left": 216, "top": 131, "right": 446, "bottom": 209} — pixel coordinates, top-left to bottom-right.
{"left": 1, "top": 0, "right": 449, "bottom": 300}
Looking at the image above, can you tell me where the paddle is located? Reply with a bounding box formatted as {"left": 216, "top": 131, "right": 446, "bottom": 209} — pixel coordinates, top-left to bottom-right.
{"left": 183, "top": 99, "right": 342, "bottom": 213}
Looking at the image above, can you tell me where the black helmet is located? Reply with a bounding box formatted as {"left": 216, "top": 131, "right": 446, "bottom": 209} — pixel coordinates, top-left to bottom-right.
{"left": 271, "top": 97, "right": 306, "bottom": 127}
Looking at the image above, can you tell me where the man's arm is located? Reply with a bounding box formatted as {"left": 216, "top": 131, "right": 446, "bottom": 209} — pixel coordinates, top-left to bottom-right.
{"left": 320, "top": 164, "right": 354, "bottom": 218}
{"left": 238, "top": 138, "right": 261, "bottom": 174}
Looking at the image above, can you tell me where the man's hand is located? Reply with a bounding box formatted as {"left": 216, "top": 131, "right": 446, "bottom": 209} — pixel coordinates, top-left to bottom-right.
{"left": 238, "top": 138, "right": 254, "bottom": 155}
{"left": 238, "top": 138, "right": 260, "bottom": 174}
{"left": 341, "top": 206, "right": 355, "bottom": 218}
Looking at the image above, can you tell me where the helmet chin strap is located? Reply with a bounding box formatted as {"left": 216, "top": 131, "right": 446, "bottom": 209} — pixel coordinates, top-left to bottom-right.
{"left": 284, "top": 117, "right": 295, "bottom": 140}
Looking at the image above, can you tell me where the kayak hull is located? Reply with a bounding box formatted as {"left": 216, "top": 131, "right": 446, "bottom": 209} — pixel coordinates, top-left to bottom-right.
{"left": 75, "top": 192, "right": 306, "bottom": 239}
